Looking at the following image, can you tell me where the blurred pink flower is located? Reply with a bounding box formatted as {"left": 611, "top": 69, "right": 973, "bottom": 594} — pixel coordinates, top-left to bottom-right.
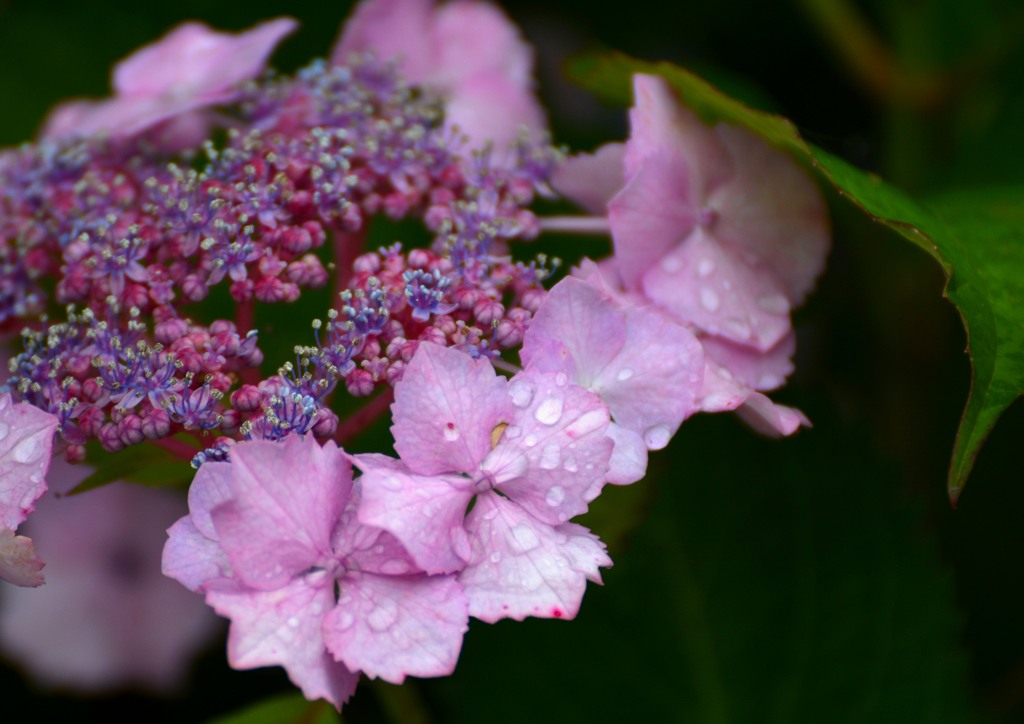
{"left": 42, "top": 18, "right": 297, "bottom": 149}
{"left": 0, "top": 463, "right": 219, "bottom": 691}
{"left": 332, "top": 0, "right": 545, "bottom": 151}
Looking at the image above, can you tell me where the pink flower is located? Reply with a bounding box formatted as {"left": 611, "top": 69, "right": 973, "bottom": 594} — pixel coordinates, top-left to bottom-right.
{"left": 356, "top": 343, "right": 613, "bottom": 622}
{"left": 332, "top": 0, "right": 545, "bottom": 151}
{"left": 43, "top": 18, "right": 297, "bottom": 148}
{"left": 163, "top": 434, "right": 468, "bottom": 709}
{"left": 521, "top": 276, "right": 705, "bottom": 483}
{"left": 0, "top": 394, "right": 57, "bottom": 588}
{"left": 556, "top": 74, "right": 830, "bottom": 435}
{"left": 0, "top": 465, "right": 219, "bottom": 691}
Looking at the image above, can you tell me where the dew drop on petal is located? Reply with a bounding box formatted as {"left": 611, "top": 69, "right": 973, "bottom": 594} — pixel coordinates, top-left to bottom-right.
{"left": 545, "top": 485, "right": 566, "bottom": 507}
{"left": 382, "top": 476, "right": 403, "bottom": 491}
{"left": 555, "top": 372, "right": 568, "bottom": 387}
{"left": 366, "top": 599, "right": 399, "bottom": 632}
{"left": 697, "top": 258, "right": 715, "bottom": 277}
{"left": 616, "top": 367, "right": 634, "bottom": 382}
{"left": 336, "top": 611, "right": 355, "bottom": 630}
{"left": 523, "top": 434, "right": 538, "bottom": 447}
{"left": 504, "top": 424, "right": 522, "bottom": 440}
{"left": 511, "top": 524, "right": 540, "bottom": 551}
{"left": 643, "top": 424, "right": 672, "bottom": 450}
{"left": 534, "top": 397, "right": 563, "bottom": 425}
{"left": 287, "top": 616, "right": 300, "bottom": 628}
{"left": 757, "top": 293, "right": 790, "bottom": 315}
{"left": 509, "top": 379, "right": 535, "bottom": 408}
{"left": 490, "top": 551, "right": 502, "bottom": 564}
{"left": 10, "top": 437, "right": 41, "bottom": 464}
{"left": 539, "top": 443, "right": 560, "bottom": 470}
{"left": 723, "top": 319, "right": 751, "bottom": 341}
{"left": 700, "top": 288, "right": 719, "bottom": 312}
{"left": 0, "top": 422, "right": 10, "bottom": 439}
{"left": 563, "top": 456, "right": 578, "bottom": 473}
{"left": 660, "top": 255, "right": 682, "bottom": 273}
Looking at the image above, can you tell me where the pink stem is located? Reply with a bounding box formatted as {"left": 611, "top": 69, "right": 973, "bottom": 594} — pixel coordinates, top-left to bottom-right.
{"left": 333, "top": 227, "right": 368, "bottom": 303}
{"left": 236, "top": 298, "right": 260, "bottom": 386}
{"left": 335, "top": 387, "right": 395, "bottom": 446}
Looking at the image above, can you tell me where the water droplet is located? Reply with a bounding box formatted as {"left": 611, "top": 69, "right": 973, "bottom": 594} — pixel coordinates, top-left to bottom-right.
{"left": 336, "top": 612, "right": 355, "bottom": 630}
{"left": 700, "top": 288, "right": 719, "bottom": 312}
{"left": 565, "top": 410, "right": 607, "bottom": 438}
{"left": 757, "top": 293, "right": 789, "bottom": 315}
{"left": 380, "top": 558, "right": 408, "bottom": 575}
{"left": 616, "top": 367, "right": 634, "bottom": 382}
{"left": 545, "top": 485, "right": 566, "bottom": 507}
{"left": 555, "top": 372, "right": 568, "bottom": 387}
{"left": 563, "top": 456, "right": 578, "bottom": 473}
{"left": 0, "top": 422, "right": 10, "bottom": 439}
{"left": 643, "top": 424, "right": 672, "bottom": 450}
{"left": 443, "top": 422, "right": 460, "bottom": 441}
{"left": 697, "top": 258, "right": 715, "bottom": 277}
{"left": 511, "top": 524, "right": 540, "bottom": 551}
{"left": 490, "top": 551, "right": 502, "bottom": 564}
{"left": 534, "top": 397, "right": 563, "bottom": 425}
{"left": 10, "top": 437, "right": 40, "bottom": 464}
{"left": 367, "top": 599, "right": 399, "bottom": 632}
{"left": 660, "top": 255, "right": 682, "bottom": 273}
{"left": 287, "top": 616, "right": 300, "bottom": 628}
{"left": 722, "top": 319, "right": 751, "bottom": 340}
{"left": 523, "top": 434, "right": 538, "bottom": 447}
{"left": 539, "top": 443, "right": 560, "bottom": 470}
{"left": 509, "top": 379, "right": 535, "bottom": 408}
{"left": 382, "top": 476, "right": 404, "bottom": 491}
{"left": 504, "top": 424, "right": 522, "bottom": 439}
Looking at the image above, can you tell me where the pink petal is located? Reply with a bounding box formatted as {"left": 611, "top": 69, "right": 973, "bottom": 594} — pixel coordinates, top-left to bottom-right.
{"left": 162, "top": 517, "right": 236, "bottom": 594}
{"left": 460, "top": 492, "right": 611, "bottom": 622}
{"left": 736, "top": 393, "right": 810, "bottom": 437}
{"left": 323, "top": 571, "right": 468, "bottom": 683}
{"left": 625, "top": 74, "right": 732, "bottom": 187}
{"left": 392, "top": 343, "right": 513, "bottom": 476}
{"left": 482, "top": 371, "right": 611, "bottom": 525}
{"left": 212, "top": 437, "right": 350, "bottom": 590}
{"left": 0, "top": 394, "right": 57, "bottom": 530}
{"left": 209, "top": 578, "right": 358, "bottom": 709}
{"left": 551, "top": 143, "right": 626, "bottom": 214}
{"left": 114, "top": 19, "right": 297, "bottom": 100}
{"left": 432, "top": 0, "right": 534, "bottom": 86}
{"left": 187, "top": 460, "right": 234, "bottom": 540}
{"left": 641, "top": 227, "right": 793, "bottom": 351}
{"left": 608, "top": 152, "right": 699, "bottom": 291}
{"left": 443, "top": 72, "right": 546, "bottom": 149}
{"left": 711, "top": 123, "right": 830, "bottom": 305}
{"left": 355, "top": 455, "right": 473, "bottom": 575}
{"left": 701, "top": 332, "right": 796, "bottom": 392}
{"left": 0, "top": 528, "right": 45, "bottom": 587}
{"left": 605, "top": 423, "right": 648, "bottom": 486}
{"left": 331, "top": 0, "right": 438, "bottom": 80}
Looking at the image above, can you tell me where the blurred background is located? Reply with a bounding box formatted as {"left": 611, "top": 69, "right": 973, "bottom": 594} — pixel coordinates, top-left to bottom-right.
{"left": 0, "top": 0, "right": 1022, "bottom": 721}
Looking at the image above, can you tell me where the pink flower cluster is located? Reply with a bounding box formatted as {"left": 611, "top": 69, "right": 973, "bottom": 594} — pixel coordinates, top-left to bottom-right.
{"left": 0, "top": 0, "right": 831, "bottom": 710}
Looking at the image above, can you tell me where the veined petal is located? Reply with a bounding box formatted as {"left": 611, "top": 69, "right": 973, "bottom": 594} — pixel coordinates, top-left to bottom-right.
{"left": 0, "top": 394, "right": 57, "bottom": 531}
{"left": 0, "top": 528, "right": 44, "bottom": 587}
{"left": 460, "top": 492, "right": 611, "bottom": 622}
{"left": 324, "top": 571, "right": 468, "bottom": 683}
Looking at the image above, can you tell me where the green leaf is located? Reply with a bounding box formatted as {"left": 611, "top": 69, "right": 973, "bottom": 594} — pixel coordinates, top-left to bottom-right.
{"left": 207, "top": 693, "right": 339, "bottom": 724}
{"left": 425, "top": 415, "right": 973, "bottom": 722}
{"left": 568, "top": 52, "right": 1024, "bottom": 501}
{"left": 70, "top": 437, "right": 199, "bottom": 495}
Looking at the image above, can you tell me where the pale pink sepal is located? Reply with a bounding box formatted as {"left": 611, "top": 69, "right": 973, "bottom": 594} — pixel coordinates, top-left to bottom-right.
{"left": 323, "top": 571, "right": 468, "bottom": 683}
{"left": 459, "top": 492, "right": 610, "bottom": 622}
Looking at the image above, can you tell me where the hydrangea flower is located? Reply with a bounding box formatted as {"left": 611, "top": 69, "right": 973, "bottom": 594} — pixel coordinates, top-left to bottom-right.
{"left": 43, "top": 18, "right": 297, "bottom": 147}
{"left": 332, "top": 0, "right": 545, "bottom": 150}
{"left": 0, "top": 466, "right": 219, "bottom": 691}
{"left": 0, "top": 393, "right": 57, "bottom": 588}
{"left": 163, "top": 434, "right": 468, "bottom": 709}
{"left": 556, "top": 73, "right": 830, "bottom": 434}
{"left": 521, "top": 276, "right": 705, "bottom": 483}
{"left": 356, "top": 342, "right": 613, "bottom": 622}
